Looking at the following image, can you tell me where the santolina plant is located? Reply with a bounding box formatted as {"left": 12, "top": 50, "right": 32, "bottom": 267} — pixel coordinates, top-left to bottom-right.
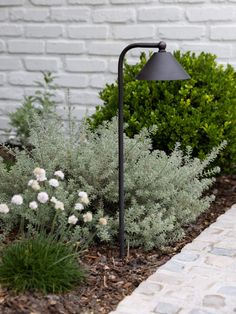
{"left": 0, "top": 116, "right": 226, "bottom": 250}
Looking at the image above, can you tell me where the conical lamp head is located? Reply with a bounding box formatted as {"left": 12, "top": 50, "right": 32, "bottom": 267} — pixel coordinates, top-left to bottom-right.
{"left": 136, "top": 51, "right": 190, "bottom": 81}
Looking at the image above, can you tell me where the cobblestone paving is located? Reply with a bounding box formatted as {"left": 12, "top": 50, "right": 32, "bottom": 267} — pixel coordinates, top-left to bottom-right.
{"left": 110, "top": 204, "right": 236, "bottom": 314}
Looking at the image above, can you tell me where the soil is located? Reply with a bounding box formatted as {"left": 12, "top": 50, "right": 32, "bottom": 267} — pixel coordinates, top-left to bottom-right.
{"left": 0, "top": 170, "right": 235, "bottom": 314}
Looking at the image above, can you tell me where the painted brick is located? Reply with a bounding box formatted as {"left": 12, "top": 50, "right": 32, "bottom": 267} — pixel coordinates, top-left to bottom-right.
{"left": 138, "top": 7, "right": 182, "bottom": 22}
{"left": 24, "top": 57, "right": 59, "bottom": 72}
{"left": 8, "top": 72, "right": 42, "bottom": 86}
{"left": 0, "top": 9, "right": 8, "bottom": 21}
{"left": 30, "top": 0, "right": 64, "bottom": 5}
{"left": 0, "top": 57, "right": 22, "bottom": 70}
{"left": 0, "top": 0, "right": 24, "bottom": 6}
{"left": 109, "top": 59, "right": 118, "bottom": 74}
{"left": 65, "top": 58, "right": 107, "bottom": 72}
{"left": 0, "top": 117, "right": 9, "bottom": 129}
{"left": 111, "top": 0, "right": 152, "bottom": 3}
{"left": 90, "top": 74, "right": 105, "bottom": 88}
{"left": 25, "top": 25, "right": 63, "bottom": 38}
{"left": 0, "top": 24, "right": 23, "bottom": 37}
{"left": 92, "top": 8, "right": 135, "bottom": 23}
{"left": 182, "top": 43, "right": 233, "bottom": 58}
{"left": 211, "top": 26, "right": 236, "bottom": 40}
{"left": 68, "top": 0, "right": 107, "bottom": 4}
{"left": 88, "top": 42, "right": 125, "bottom": 56}
{"left": 186, "top": 7, "right": 235, "bottom": 22}
{"left": 68, "top": 26, "right": 108, "bottom": 39}
{"left": 10, "top": 8, "right": 49, "bottom": 22}
{"left": 0, "top": 40, "right": 5, "bottom": 52}
{"left": 159, "top": 25, "right": 205, "bottom": 40}
{"left": 8, "top": 40, "right": 44, "bottom": 54}
{"left": 47, "top": 41, "right": 85, "bottom": 54}
{"left": 69, "top": 91, "right": 102, "bottom": 105}
{"left": 51, "top": 8, "right": 90, "bottom": 22}
{"left": 112, "top": 25, "right": 155, "bottom": 39}
{"left": 130, "top": 42, "right": 179, "bottom": 57}
{"left": 24, "top": 88, "right": 65, "bottom": 103}
{"left": 55, "top": 74, "right": 88, "bottom": 88}
{"left": 0, "top": 87, "right": 24, "bottom": 100}
{"left": 0, "top": 74, "right": 5, "bottom": 85}
{"left": 56, "top": 105, "right": 93, "bottom": 121}
{"left": 160, "top": 0, "right": 205, "bottom": 3}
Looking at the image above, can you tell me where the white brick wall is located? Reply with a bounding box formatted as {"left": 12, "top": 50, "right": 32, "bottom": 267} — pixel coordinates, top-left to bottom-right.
{"left": 0, "top": 0, "right": 236, "bottom": 140}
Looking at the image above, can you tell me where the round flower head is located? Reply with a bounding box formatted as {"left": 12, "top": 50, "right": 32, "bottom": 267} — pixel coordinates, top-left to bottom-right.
{"left": 29, "top": 201, "right": 38, "bottom": 210}
{"left": 68, "top": 214, "right": 78, "bottom": 225}
{"left": 33, "top": 167, "right": 47, "bottom": 182}
{"left": 78, "top": 191, "right": 89, "bottom": 205}
{"left": 54, "top": 200, "right": 64, "bottom": 211}
{"left": 11, "top": 195, "right": 23, "bottom": 206}
{"left": 99, "top": 217, "right": 108, "bottom": 226}
{"left": 83, "top": 212, "right": 92, "bottom": 223}
{"left": 50, "top": 196, "right": 57, "bottom": 203}
{"left": 54, "top": 170, "right": 64, "bottom": 180}
{"left": 0, "top": 204, "right": 10, "bottom": 214}
{"left": 28, "top": 180, "right": 40, "bottom": 191}
{"left": 49, "top": 178, "right": 59, "bottom": 188}
{"left": 74, "top": 203, "right": 84, "bottom": 211}
{"left": 28, "top": 179, "right": 33, "bottom": 186}
{"left": 37, "top": 192, "right": 49, "bottom": 204}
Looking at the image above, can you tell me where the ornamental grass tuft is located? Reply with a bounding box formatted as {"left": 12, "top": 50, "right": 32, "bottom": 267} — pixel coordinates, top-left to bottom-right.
{"left": 0, "top": 236, "right": 86, "bottom": 294}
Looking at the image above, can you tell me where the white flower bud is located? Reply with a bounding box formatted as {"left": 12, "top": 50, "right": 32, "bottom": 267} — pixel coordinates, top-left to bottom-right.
{"left": 74, "top": 203, "right": 84, "bottom": 211}
{"left": 33, "top": 167, "right": 47, "bottom": 182}
{"left": 29, "top": 201, "right": 38, "bottom": 210}
{"left": 54, "top": 170, "right": 64, "bottom": 180}
{"left": 49, "top": 178, "right": 59, "bottom": 188}
{"left": 11, "top": 195, "right": 23, "bottom": 205}
{"left": 50, "top": 196, "right": 57, "bottom": 203}
{"left": 99, "top": 217, "right": 107, "bottom": 226}
{"left": 29, "top": 180, "right": 41, "bottom": 191}
{"left": 37, "top": 192, "right": 49, "bottom": 204}
{"left": 54, "top": 200, "right": 64, "bottom": 211}
{"left": 0, "top": 204, "right": 10, "bottom": 214}
{"left": 83, "top": 212, "right": 93, "bottom": 223}
{"left": 68, "top": 214, "right": 78, "bottom": 225}
{"left": 78, "top": 191, "right": 89, "bottom": 205}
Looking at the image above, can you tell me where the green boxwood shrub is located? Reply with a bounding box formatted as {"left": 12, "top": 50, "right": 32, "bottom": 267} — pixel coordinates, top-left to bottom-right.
{"left": 88, "top": 51, "right": 236, "bottom": 173}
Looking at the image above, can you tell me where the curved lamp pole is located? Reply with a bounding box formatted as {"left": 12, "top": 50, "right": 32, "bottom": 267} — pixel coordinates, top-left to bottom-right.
{"left": 118, "top": 41, "right": 190, "bottom": 259}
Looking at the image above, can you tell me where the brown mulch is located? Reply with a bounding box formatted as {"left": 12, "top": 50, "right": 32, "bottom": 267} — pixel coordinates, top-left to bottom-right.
{"left": 0, "top": 174, "right": 235, "bottom": 314}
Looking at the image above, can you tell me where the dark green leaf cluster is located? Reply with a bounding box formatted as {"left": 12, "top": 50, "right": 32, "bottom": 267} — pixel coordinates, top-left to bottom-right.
{"left": 0, "top": 235, "right": 85, "bottom": 293}
{"left": 88, "top": 51, "right": 236, "bottom": 173}
{"left": 9, "top": 72, "right": 58, "bottom": 145}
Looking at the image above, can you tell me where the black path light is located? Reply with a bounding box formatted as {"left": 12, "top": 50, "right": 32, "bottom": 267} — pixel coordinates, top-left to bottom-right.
{"left": 118, "top": 41, "right": 190, "bottom": 259}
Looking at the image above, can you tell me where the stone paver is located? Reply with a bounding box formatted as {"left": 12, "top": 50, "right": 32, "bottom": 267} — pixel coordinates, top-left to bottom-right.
{"left": 110, "top": 204, "right": 236, "bottom": 314}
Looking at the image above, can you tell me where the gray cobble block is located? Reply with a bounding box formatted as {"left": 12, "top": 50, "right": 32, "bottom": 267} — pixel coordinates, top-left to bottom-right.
{"left": 210, "top": 247, "right": 236, "bottom": 257}
{"left": 173, "top": 251, "right": 200, "bottom": 262}
{"left": 202, "top": 295, "right": 225, "bottom": 309}
{"left": 134, "top": 281, "right": 163, "bottom": 296}
{"left": 153, "top": 302, "right": 181, "bottom": 314}
{"left": 218, "top": 286, "right": 236, "bottom": 296}
{"left": 189, "top": 309, "right": 214, "bottom": 314}
{"left": 161, "top": 260, "right": 185, "bottom": 272}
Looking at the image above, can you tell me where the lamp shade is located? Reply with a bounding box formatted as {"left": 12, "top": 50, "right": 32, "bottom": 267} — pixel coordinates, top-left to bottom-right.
{"left": 136, "top": 51, "right": 190, "bottom": 81}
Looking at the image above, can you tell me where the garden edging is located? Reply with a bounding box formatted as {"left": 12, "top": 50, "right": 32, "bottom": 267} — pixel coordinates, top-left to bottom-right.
{"left": 110, "top": 204, "right": 236, "bottom": 314}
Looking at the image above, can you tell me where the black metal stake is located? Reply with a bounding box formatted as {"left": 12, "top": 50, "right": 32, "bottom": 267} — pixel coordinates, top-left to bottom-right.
{"left": 118, "top": 42, "right": 162, "bottom": 259}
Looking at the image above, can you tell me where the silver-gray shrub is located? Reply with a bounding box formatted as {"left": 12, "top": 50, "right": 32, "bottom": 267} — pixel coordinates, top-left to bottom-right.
{"left": 0, "top": 116, "right": 226, "bottom": 250}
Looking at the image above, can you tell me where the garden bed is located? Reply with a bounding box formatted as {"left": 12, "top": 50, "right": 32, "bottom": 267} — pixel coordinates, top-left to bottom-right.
{"left": 0, "top": 174, "right": 235, "bottom": 314}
